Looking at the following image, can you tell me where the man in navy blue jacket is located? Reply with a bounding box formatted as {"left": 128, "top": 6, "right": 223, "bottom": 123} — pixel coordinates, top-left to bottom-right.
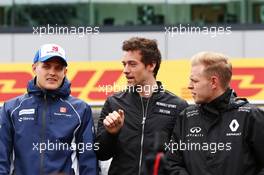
{"left": 0, "top": 44, "right": 98, "bottom": 175}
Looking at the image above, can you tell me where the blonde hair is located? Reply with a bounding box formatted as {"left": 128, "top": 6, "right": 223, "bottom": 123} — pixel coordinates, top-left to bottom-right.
{"left": 191, "top": 51, "right": 232, "bottom": 89}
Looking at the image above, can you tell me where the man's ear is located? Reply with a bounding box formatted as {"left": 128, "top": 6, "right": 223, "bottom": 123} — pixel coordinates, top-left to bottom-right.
{"left": 211, "top": 76, "right": 218, "bottom": 89}
{"left": 148, "top": 62, "right": 156, "bottom": 72}
{"left": 64, "top": 67, "right": 67, "bottom": 75}
{"left": 32, "top": 63, "right": 37, "bottom": 75}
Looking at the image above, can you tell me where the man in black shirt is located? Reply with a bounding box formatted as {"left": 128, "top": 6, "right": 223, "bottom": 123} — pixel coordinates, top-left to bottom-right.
{"left": 166, "top": 51, "right": 264, "bottom": 175}
{"left": 96, "top": 37, "right": 188, "bottom": 175}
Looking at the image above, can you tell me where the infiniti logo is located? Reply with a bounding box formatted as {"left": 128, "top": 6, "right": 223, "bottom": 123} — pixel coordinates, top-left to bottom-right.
{"left": 190, "top": 127, "right": 202, "bottom": 133}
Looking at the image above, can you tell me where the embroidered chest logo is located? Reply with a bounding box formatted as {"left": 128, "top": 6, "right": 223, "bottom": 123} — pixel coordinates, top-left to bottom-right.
{"left": 54, "top": 107, "right": 72, "bottom": 117}
{"left": 156, "top": 102, "right": 177, "bottom": 109}
{"left": 60, "top": 107, "right": 67, "bottom": 113}
{"left": 19, "top": 109, "right": 35, "bottom": 116}
{"left": 186, "top": 110, "right": 199, "bottom": 118}
{"left": 229, "top": 119, "right": 239, "bottom": 132}
{"left": 186, "top": 127, "right": 204, "bottom": 137}
{"left": 190, "top": 127, "right": 202, "bottom": 133}
{"left": 226, "top": 119, "right": 241, "bottom": 136}
{"left": 18, "top": 109, "right": 35, "bottom": 122}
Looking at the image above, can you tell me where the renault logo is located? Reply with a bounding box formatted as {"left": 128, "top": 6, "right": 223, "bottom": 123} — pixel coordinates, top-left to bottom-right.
{"left": 229, "top": 119, "right": 239, "bottom": 132}
{"left": 190, "top": 127, "right": 202, "bottom": 133}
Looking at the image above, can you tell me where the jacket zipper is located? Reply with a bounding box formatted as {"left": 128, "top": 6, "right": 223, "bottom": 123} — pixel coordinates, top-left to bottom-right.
{"left": 138, "top": 97, "right": 150, "bottom": 175}
{"left": 40, "top": 94, "right": 47, "bottom": 175}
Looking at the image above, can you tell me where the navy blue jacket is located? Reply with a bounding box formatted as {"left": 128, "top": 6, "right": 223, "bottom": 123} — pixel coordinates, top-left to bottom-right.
{"left": 0, "top": 78, "right": 97, "bottom": 175}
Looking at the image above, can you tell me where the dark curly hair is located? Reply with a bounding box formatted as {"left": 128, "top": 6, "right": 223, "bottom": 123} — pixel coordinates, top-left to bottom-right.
{"left": 122, "top": 37, "right": 161, "bottom": 78}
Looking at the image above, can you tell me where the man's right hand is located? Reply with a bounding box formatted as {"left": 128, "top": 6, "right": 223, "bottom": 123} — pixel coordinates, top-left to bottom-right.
{"left": 103, "top": 109, "right": 125, "bottom": 134}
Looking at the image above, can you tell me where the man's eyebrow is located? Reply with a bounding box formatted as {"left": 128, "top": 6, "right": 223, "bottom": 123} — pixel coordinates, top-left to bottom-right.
{"left": 189, "top": 76, "right": 195, "bottom": 80}
{"left": 127, "top": 60, "right": 137, "bottom": 63}
{"left": 43, "top": 62, "right": 63, "bottom": 66}
{"left": 42, "top": 62, "right": 49, "bottom": 65}
{"left": 122, "top": 60, "right": 136, "bottom": 64}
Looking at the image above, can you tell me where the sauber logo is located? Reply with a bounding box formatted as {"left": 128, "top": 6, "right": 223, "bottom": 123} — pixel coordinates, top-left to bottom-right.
{"left": 231, "top": 68, "right": 264, "bottom": 97}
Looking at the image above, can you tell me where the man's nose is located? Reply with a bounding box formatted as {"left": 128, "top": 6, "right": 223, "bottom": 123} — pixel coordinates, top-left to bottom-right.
{"left": 188, "top": 82, "right": 193, "bottom": 89}
{"left": 49, "top": 67, "right": 56, "bottom": 76}
{"left": 123, "top": 65, "right": 130, "bottom": 74}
